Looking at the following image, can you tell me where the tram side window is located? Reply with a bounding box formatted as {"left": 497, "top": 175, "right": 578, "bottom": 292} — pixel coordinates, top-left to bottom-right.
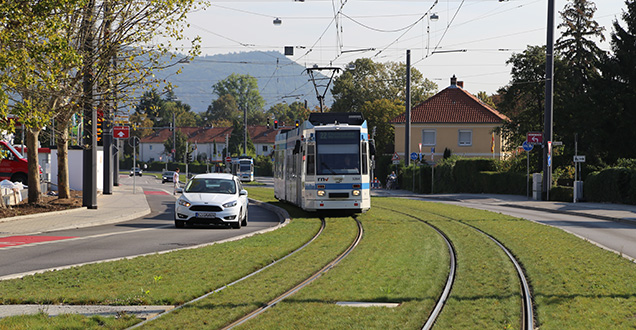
{"left": 306, "top": 144, "right": 315, "bottom": 176}
{"left": 361, "top": 141, "right": 368, "bottom": 175}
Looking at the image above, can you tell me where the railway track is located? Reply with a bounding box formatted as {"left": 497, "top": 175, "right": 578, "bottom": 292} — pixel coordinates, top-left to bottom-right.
{"left": 127, "top": 218, "right": 327, "bottom": 329}
{"left": 378, "top": 205, "right": 534, "bottom": 330}
{"left": 222, "top": 216, "right": 364, "bottom": 329}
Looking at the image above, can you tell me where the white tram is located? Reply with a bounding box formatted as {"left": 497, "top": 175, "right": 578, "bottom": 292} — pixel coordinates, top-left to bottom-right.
{"left": 274, "top": 112, "right": 374, "bottom": 214}
{"left": 232, "top": 156, "right": 254, "bottom": 182}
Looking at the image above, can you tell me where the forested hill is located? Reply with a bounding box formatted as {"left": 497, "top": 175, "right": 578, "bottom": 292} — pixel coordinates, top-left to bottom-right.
{"left": 159, "top": 51, "right": 332, "bottom": 113}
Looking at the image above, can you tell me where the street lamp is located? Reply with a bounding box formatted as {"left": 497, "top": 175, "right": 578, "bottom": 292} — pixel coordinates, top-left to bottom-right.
{"left": 273, "top": 18, "right": 282, "bottom": 26}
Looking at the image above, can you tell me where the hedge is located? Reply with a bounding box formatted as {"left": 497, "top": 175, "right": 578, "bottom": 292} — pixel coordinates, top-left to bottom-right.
{"left": 584, "top": 167, "right": 636, "bottom": 204}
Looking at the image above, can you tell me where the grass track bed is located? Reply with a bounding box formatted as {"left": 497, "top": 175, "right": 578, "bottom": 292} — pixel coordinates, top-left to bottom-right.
{"left": 235, "top": 205, "right": 450, "bottom": 329}
{"left": 376, "top": 199, "right": 521, "bottom": 329}
{"left": 139, "top": 218, "right": 358, "bottom": 329}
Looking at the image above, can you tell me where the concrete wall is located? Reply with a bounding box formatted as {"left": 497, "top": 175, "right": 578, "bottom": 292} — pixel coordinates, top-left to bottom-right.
{"left": 50, "top": 148, "right": 103, "bottom": 192}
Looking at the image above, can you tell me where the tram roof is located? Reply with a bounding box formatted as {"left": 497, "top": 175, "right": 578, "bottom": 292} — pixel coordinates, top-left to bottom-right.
{"left": 308, "top": 112, "right": 365, "bottom": 126}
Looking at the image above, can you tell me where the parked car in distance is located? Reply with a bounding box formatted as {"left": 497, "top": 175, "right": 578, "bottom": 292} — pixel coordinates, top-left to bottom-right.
{"left": 130, "top": 167, "right": 143, "bottom": 176}
{"left": 162, "top": 171, "right": 175, "bottom": 184}
{"left": 174, "top": 173, "right": 248, "bottom": 229}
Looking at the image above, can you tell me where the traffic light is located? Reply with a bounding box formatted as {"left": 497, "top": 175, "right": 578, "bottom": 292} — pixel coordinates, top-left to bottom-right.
{"left": 187, "top": 151, "right": 193, "bottom": 162}
{"left": 267, "top": 118, "right": 270, "bottom": 129}
{"left": 295, "top": 120, "right": 299, "bottom": 128}
{"left": 274, "top": 119, "right": 278, "bottom": 129}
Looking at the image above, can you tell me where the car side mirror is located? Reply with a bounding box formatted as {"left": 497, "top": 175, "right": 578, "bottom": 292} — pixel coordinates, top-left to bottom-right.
{"left": 239, "top": 189, "right": 248, "bottom": 196}
{"left": 176, "top": 188, "right": 183, "bottom": 194}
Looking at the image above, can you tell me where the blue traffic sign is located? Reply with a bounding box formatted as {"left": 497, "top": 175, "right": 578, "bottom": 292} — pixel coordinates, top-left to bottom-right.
{"left": 522, "top": 141, "right": 534, "bottom": 152}
{"left": 410, "top": 152, "right": 418, "bottom": 161}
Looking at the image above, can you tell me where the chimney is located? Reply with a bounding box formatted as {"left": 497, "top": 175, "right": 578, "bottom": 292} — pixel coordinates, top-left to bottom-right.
{"left": 457, "top": 81, "right": 464, "bottom": 89}
{"left": 450, "top": 75, "right": 457, "bottom": 86}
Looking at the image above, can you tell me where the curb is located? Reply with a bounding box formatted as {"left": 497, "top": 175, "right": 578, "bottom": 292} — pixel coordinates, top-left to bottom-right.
{"left": 0, "top": 206, "right": 87, "bottom": 224}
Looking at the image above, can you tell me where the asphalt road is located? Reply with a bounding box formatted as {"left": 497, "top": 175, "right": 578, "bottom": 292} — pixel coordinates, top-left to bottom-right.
{"left": 425, "top": 199, "right": 636, "bottom": 261}
{"left": 0, "top": 175, "right": 281, "bottom": 278}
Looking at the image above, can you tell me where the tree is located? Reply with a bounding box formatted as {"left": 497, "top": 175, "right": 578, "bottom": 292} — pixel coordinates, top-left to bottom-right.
{"left": 330, "top": 58, "right": 437, "bottom": 113}
{"left": 212, "top": 74, "right": 265, "bottom": 125}
{"left": 228, "top": 119, "right": 255, "bottom": 157}
{"left": 603, "top": 0, "right": 636, "bottom": 162}
{"left": 266, "top": 101, "right": 310, "bottom": 125}
{"left": 164, "top": 130, "right": 189, "bottom": 162}
{"left": 205, "top": 94, "right": 240, "bottom": 126}
{"left": 0, "top": 0, "right": 83, "bottom": 203}
{"left": 359, "top": 99, "right": 404, "bottom": 154}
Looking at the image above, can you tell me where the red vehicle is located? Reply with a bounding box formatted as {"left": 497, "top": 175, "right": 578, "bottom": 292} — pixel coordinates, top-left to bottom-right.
{"left": 0, "top": 141, "right": 30, "bottom": 183}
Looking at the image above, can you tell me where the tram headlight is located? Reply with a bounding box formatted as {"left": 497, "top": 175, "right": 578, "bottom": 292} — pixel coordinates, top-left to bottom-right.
{"left": 317, "top": 190, "right": 326, "bottom": 197}
{"left": 352, "top": 190, "right": 361, "bottom": 196}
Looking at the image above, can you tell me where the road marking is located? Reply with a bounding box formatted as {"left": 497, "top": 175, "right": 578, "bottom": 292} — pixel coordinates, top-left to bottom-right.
{"left": 144, "top": 191, "right": 170, "bottom": 195}
{"left": 0, "top": 236, "right": 77, "bottom": 248}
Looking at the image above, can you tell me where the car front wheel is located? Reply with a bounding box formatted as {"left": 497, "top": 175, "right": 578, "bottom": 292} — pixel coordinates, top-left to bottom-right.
{"left": 241, "top": 208, "right": 248, "bottom": 227}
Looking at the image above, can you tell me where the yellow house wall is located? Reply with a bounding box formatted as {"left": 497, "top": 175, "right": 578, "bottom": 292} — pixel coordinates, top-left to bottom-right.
{"left": 393, "top": 123, "right": 505, "bottom": 159}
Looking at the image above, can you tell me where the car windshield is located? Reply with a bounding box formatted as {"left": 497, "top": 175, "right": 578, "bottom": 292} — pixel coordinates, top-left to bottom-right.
{"left": 163, "top": 171, "right": 174, "bottom": 176}
{"left": 185, "top": 178, "right": 236, "bottom": 194}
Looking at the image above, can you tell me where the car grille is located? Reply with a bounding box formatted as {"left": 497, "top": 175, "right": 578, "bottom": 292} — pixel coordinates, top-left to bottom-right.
{"left": 329, "top": 192, "right": 349, "bottom": 198}
{"left": 190, "top": 205, "right": 222, "bottom": 212}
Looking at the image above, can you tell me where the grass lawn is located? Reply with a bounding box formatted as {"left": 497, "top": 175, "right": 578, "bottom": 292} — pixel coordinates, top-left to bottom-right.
{"left": 1, "top": 189, "right": 636, "bottom": 329}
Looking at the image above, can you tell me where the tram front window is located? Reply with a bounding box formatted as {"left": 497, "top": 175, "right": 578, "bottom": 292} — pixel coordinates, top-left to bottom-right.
{"left": 239, "top": 163, "right": 251, "bottom": 172}
{"left": 317, "top": 144, "right": 360, "bottom": 175}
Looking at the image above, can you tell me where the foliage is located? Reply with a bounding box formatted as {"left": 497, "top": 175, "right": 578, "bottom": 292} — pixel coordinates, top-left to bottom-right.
{"left": 228, "top": 119, "right": 255, "bottom": 157}
{"left": 266, "top": 101, "right": 310, "bottom": 126}
{"left": 330, "top": 58, "right": 437, "bottom": 113}
{"left": 205, "top": 94, "right": 239, "bottom": 126}
{"left": 163, "top": 130, "right": 188, "bottom": 162}
{"left": 584, "top": 167, "right": 636, "bottom": 204}
{"left": 254, "top": 155, "right": 273, "bottom": 176}
{"left": 359, "top": 98, "right": 404, "bottom": 155}
{"left": 211, "top": 73, "right": 266, "bottom": 125}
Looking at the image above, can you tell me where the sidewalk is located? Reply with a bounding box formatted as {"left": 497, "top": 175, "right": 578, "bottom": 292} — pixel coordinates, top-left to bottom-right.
{"left": 0, "top": 184, "right": 151, "bottom": 237}
{"left": 371, "top": 189, "right": 636, "bottom": 223}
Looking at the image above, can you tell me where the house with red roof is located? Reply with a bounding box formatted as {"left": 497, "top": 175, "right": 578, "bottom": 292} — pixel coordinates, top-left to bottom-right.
{"left": 391, "top": 75, "right": 510, "bottom": 161}
{"left": 139, "top": 125, "right": 280, "bottom": 162}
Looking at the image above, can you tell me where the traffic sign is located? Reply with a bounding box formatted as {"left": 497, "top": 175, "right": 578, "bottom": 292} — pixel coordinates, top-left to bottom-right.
{"left": 527, "top": 132, "right": 543, "bottom": 145}
{"left": 128, "top": 136, "right": 140, "bottom": 147}
{"left": 113, "top": 126, "right": 129, "bottom": 139}
{"left": 391, "top": 152, "right": 400, "bottom": 161}
{"left": 522, "top": 141, "right": 534, "bottom": 152}
{"left": 225, "top": 156, "right": 232, "bottom": 163}
{"left": 574, "top": 155, "right": 586, "bottom": 163}
{"left": 410, "top": 152, "right": 418, "bottom": 161}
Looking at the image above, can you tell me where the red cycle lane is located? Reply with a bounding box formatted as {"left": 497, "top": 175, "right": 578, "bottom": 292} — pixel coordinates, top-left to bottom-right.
{"left": 0, "top": 236, "right": 77, "bottom": 248}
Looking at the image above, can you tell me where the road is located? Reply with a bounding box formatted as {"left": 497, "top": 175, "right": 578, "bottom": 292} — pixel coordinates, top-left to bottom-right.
{"left": 0, "top": 175, "right": 281, "bottom": 278}
{"left": 424, "top": 198, "right": 636, "bottom": 261}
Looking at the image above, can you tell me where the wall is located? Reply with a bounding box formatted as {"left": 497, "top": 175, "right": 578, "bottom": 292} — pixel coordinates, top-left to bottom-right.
{"left": 50, "top": 148, "right": 103, "bottom": 192}
{"left": 394, "top": 123, "right": 503, "bottom": 160}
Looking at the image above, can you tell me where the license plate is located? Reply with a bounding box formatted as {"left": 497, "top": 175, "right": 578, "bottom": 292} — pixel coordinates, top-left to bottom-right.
{"left": 195, "top": 212, "right": 216, "bottom": 218}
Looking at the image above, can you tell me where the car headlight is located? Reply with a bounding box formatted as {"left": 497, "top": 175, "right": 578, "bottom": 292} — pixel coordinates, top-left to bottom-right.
{"left": 178, "top": 199, "right": 191, "bottom": 207}
{"left": 352, "top": 190, "right": 360, "bottom": 196}
{"left": 317, "top": 190, "right": 325, "bottom": 197}
{"left": 223, "top": 200, "right": 238, "bottom": 208}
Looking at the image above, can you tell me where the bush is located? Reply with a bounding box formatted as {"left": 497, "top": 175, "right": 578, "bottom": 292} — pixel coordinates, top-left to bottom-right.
{"left": 584, "top": 167, "right": 636, "bottom": 204}
{"left": 550, "top": 186, "right": 573, "bottom": 202}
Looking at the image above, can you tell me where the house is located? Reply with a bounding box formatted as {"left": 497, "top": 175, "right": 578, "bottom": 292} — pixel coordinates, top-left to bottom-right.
{"left": 138, "top": 125, "right": 280, "bottom": 162}
{"left": 391, "top": 75, "right": 510, "bottom": 161}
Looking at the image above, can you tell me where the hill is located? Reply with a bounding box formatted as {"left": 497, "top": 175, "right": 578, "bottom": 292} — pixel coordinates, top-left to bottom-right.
{"left": 158, "top": 51, "right": 333, "bottom": 113}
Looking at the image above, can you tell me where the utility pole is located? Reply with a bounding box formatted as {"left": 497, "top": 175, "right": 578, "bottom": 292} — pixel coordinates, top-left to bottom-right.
{"left": 404, "top": 50, "right": 411, "bottom": 166}
{"left": 82, "top": 0, "right": 97, "bottom": 209}
{"left": 543, "top": 0, "right": 555, "bottom": 201}
{"left": 172, "top": 112, "right": 176, "bottom": 162}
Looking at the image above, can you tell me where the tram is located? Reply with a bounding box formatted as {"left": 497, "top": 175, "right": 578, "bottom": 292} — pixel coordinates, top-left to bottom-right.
{"left": 274, "top": 112, "right": 374, "bottom": 214}
{"left": 232, "top": 156, "right": 254, "bottom": 182}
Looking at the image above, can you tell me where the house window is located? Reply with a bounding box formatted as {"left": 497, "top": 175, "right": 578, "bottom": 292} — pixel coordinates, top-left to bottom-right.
{"left": 149, "top": 145, "right": 153, "bottom": 150}
{"left": 458, "top": 130, "right": 472, "bottom": 146}
{"left": 262, "top": 145, "right": 268, "bottom": 152}
{"left": 422, "top": 130, "right": 436, "bottom": 146}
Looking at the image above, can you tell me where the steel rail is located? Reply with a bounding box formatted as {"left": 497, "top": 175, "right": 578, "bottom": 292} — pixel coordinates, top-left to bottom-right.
{"left": 376, "top": 206, "right": 456, "bottom": 330}
{"left": 127, "top": 218, "right": 326, "bottom": 329}
{"left": 222, "top": 217, "right": 364, "bottom": 330}
{"left": 462, "top": 223, "right": 534, "bottom": 330}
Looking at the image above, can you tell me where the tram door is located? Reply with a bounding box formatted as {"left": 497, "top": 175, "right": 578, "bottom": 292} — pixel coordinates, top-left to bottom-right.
{"left": 296, "top": 144, "right": 303, "bottom": 206}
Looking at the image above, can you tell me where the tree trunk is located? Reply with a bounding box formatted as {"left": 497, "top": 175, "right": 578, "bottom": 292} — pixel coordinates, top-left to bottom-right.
{"left": 56, "top": 118, "right": 71, "bottom": 199}
{"left": 26, "top": 129, "right": 41, "bottom": 204}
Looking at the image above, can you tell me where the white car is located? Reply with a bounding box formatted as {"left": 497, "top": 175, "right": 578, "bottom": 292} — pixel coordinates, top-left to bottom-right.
{"left": 174, "top": 173, "right": 249, "bottom": 229}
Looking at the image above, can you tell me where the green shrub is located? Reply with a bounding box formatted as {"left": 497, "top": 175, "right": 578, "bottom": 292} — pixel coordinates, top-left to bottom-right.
{"left": 550, "top": 186, "right": 573, "bottom": 202}
{"left": 584, "top": 167, "right": 636, "bottom": 204}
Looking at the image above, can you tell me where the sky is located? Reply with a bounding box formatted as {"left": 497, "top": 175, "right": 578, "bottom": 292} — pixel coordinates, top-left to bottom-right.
{"left": 176, "top": 0, "right": 627, "bottom": 97}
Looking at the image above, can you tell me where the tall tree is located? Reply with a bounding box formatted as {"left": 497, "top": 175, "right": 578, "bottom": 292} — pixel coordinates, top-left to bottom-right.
{"left": 603, "top": 0, "right": 636, "bottom": 162}
{"left": 359, "top": 99, "right": 404, "bottom": 154}
{"left": 330, "top": 58, "right": 437, "bottom": 113}
{"left": 266, "top": 101, "right": 310, "bottom": 125}
{"left": 205, "top": 94, "right": 239, "bottom": 126}
{"left": 212, "top": 74, "right": 265, "bottom": 125}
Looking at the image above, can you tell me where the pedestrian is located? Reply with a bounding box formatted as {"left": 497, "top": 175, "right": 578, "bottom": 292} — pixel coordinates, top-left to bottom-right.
{"left": 173, "top": 168, "right": 180, "bottom": 195}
